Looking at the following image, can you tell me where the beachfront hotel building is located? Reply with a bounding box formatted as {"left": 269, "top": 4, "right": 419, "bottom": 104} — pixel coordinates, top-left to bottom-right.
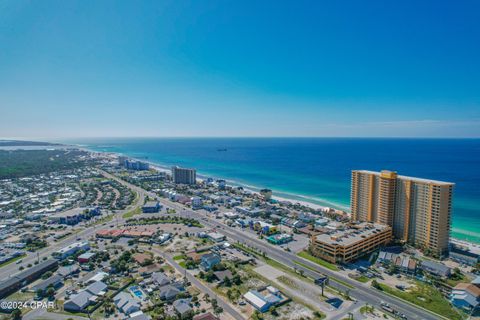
{"left": 310, "top": 222, "right": 392, "bottom": 263}
{"left": 350, "top": 170, "right": 454, "bottom": 256}
{"left": 171, "top": 166, "right": 197, "bottom": 185}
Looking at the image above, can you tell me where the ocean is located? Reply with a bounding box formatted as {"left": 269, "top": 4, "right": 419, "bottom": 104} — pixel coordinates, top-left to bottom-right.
{"left": 63, "top": 137, "right": 480, "bottom": 244}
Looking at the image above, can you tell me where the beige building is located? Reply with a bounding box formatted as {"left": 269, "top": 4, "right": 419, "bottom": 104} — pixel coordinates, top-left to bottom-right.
{"left": 351, "top": 170, "right": 453, "bottom": 256}
{"left": 310, "top": 222, "right": 392, "bottom": 263}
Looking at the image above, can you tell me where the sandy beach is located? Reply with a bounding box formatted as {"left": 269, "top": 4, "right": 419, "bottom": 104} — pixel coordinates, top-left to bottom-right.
{"left": 92, "top": 149, "right": 478, "bottom": 247}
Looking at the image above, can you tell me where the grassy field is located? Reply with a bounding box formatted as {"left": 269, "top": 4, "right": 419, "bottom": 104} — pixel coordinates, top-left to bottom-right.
{"left": 445, "top": 272, "right": 472, "bottom": 287}
{"left": 122, "top": 206, "right": 141, "bottom": 218}
{"left": 232, "top": 243, "right": 311, "bottom": 281}
{"left": 297, "top": 251, "right": 339, "bottom": 271}
{"left": 126, "top": 216, "right": 203, "bottom": 227}
{"left": 355, "top": 275, "right": 370, "bottom": 283}
{"left": 376, "top": 282, "right": 466, "bottom": 320}
{"left": 0, "top": 254, "right": 26, "bottom": 268}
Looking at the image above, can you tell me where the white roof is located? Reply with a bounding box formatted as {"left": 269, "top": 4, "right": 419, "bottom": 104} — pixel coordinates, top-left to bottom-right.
{"left": 87, "top": 272, "right": 108, "bottom": 283}
{"left": 266, "top": 286, "right": 279, "bottom": 294}
{"left": 244, "top": 291, "right": 267, "bottom": 309}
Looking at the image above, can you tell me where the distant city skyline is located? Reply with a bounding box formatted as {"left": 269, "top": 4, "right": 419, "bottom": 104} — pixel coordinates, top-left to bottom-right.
{"left": 1, "top": 1, "right": 479, "bottom": 138}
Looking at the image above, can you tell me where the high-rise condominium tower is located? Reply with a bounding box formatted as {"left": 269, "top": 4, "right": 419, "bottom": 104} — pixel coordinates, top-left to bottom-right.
{"left": 171, "top": 166, "right": 197, "bottom": 185}
{"left": 351, "top": 170, "right": 453, "bottom": 256}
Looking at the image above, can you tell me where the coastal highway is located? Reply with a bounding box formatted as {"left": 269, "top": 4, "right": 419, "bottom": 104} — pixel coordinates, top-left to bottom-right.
{"left": 0, "top": 170, "right": 443, "bottom": 320}
{"left": 0, "top": 170, "right": 146, "bottom": 281}
{"left": 0, "top": 171, "right": 246, "bottom": 320}
{"left": 160, "top": 202, "right": 443, "bottom": 320}
{"left": 105, "top": 171, "right": 444, "bottom": 320}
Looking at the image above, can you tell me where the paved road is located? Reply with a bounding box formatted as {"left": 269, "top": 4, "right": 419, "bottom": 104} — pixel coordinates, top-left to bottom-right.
{"left": 4, "top": 170, "right": 445, "bottom": 320}
{"left": 102, "top": 172, "right": 445, "bottom": 320}
{"left": 160, "top": 203, "right": 443, "bottom": 320}
{"left": 151, "top": 247, "right": 245, "bottom": 320}
{"left": 107, "top": 171, "right": 446, "bottom": 320}
{"left": 0, "top": 170, "right": 145, "bottom": 281}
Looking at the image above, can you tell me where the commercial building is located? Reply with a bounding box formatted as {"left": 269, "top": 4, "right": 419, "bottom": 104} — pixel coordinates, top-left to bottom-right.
{"left": 48, "top": 207, "right": 101, "bottom": 225}
{"left": 253, "top": 221, "right": 277, "bottom": 234}
{"left": 267, "top": 233, "right": 293, "bottom": 245}
{"left": 420, "top": 260, "right": 451, "bottom": 278}
{"left": 53, "top": 241, "right": 90, "bottom": 260}
{"left": 310, "top": 223, "right": 392, "bottom": 264}
{"left": 171, "top": 166, "right": 196, "bottom": 185}
{"left": 449, "top": 246, "right": 480, "bottom": 266}
{"left": 235, "top": 207, "right": 263, "bottom": 217}
{"left": 0, "top": 259, "right": 58, "bottom": 299}
{"left": 78, "top": 252, "right": 96, "bottom": 264}
{"left": 142, "top": 201, "right": 161, "bottom": 213}
{"left": 351, "top": 170, "right": 454, "bottom": 256}
{"left": 243, "top": 286, "right": 286, "bottom": 313}
{"left": 223, "top": 212, "right": 239, "bottom": 219}
{"left": 207, "top": 232, "right": 226, "bottom": 242}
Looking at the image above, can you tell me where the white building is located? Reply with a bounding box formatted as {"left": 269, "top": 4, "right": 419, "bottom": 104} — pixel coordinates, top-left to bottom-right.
{"left": 191, "top": 197, "right": 203, "bottom": 209}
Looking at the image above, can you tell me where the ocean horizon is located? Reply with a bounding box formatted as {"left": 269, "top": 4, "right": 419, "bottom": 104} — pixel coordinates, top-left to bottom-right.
{"left": 61, "top": 137, "right": 480, "bottom": 244}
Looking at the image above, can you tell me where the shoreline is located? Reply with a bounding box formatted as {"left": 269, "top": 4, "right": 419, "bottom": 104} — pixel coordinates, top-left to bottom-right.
{"left": 83, "top": 145, "right": 480, "bottom": 246}
{"left": 125, "top": 158, "right": 330, "bottom": 211}
{"left": 84, "top": 145, "right": 341, "bottom": 211}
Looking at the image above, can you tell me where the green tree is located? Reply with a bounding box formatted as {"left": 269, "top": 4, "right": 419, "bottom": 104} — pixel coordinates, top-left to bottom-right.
{"left": 371, "top": 280, "right": 381, "bottom": 290}
{"left": 11, "top": 309, "right": 22, "bottom": 320}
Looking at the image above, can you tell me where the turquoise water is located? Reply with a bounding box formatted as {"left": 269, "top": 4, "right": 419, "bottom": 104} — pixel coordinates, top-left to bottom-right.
{"left": 64, "top": 138, "right": 480, "bottom": 244}
{"left": 129, "top": 286, "right": 144, "bottom": 299}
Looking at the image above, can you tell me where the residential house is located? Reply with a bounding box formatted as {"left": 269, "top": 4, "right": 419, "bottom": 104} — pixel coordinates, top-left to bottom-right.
{"left": 130, "top": 311, "right": 152, "bottom": 320}
{"left": 138, "top": 264, "right": 163, "bottom": 276}
{"left": 31, "top": 275, "right": 63, "bottom": 294}
{"left": 114, "top": 292, "right": 141, "bottom": 315}
{"left": 173, "top": 298, "right": 193, "bottom": 317}
{"left": 213, "top": 270, "right": 233, "bottom": 283}
{"left": 85, "top": 281, "right": 108, "bottom": 296}
{"left": 193, "top": 313, "right": 219, "bottom": 320}
{"left": 159, "top": 285, "right": 181, "bottom": 301}
{"left": 64, "top": 291, "right": 95, "bottom": 312}
{"left": 200, "top": 253, "right": 221, "bottom": 271}
{"left": 451, "top": 283, "right": 480, "bottom": 311}
{"left": 152, "top": 272, "right": 171, "bottom": 287}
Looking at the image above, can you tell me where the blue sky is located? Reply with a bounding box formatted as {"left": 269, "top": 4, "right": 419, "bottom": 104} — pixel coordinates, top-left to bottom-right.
{"left": 1, "top": 0, "right": 479, "bottom": 138}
